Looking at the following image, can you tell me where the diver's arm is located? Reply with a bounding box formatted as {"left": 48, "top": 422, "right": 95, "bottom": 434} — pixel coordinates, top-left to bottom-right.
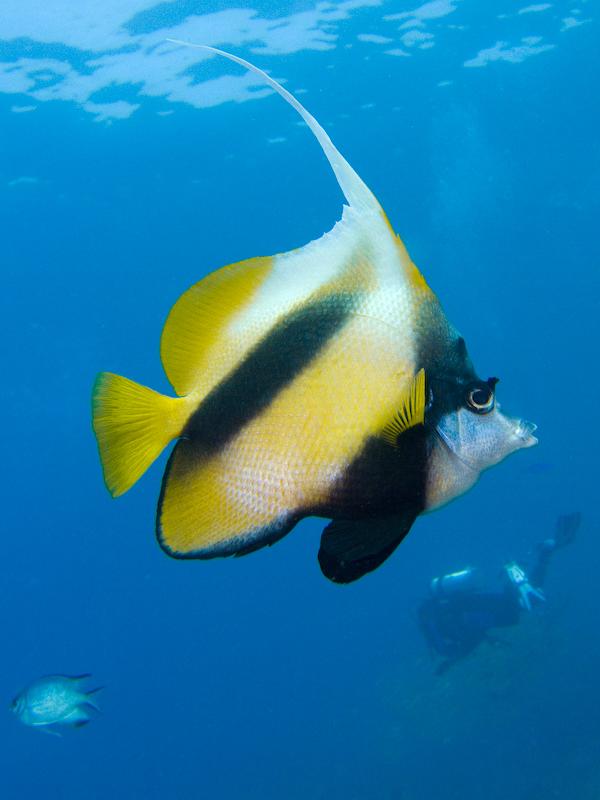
{"left": 505, "top": 562, "right": 545, "bottom": 611}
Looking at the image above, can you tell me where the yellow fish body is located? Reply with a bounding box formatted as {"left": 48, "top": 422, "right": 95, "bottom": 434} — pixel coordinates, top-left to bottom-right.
{"left": 93, "top": 47, "right": 537, "bottom": 583}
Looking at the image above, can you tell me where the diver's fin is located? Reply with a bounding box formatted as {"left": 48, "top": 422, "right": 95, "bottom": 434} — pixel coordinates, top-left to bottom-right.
{"left": 381, "top": 369, "right": 426, "bottom": 447}
{"left": 160, "top": 256, "right": 273, "bottom": 395}
{"left": 166, "top": 43, "right": 380, "bottom": 214}
{"left": 318, "top": 511, "right": 418, "bottom": 584}
{"left": 92, "top": 373, "right": 194, "bottom": 497}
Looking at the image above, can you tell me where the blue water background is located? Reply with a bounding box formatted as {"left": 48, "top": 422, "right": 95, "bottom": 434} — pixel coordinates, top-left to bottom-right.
{"left": 1, "top": 2, "right": 598, "bottom": 798}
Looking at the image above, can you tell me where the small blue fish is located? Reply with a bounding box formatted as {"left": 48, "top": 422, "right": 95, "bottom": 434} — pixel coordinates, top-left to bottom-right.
{"left": 11, "top": 674, "right": 101, "bottom": 734}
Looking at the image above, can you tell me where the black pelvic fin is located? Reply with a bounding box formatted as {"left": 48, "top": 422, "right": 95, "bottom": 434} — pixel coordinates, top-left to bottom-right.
{"left": 317, "top": 510, "right": 418, "bottom": 584}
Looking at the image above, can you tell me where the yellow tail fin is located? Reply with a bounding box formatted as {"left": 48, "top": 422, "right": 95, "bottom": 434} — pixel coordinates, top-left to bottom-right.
{"left": 92, "top": 373, "right": 193, "bottom": 497}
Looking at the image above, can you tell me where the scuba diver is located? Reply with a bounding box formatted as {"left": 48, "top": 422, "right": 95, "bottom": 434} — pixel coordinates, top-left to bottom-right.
{"left": 418, "top": 513, "right": 580, "bottom": 675}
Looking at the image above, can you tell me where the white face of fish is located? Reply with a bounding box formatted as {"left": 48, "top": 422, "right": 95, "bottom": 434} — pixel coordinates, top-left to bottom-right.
{"left": 426, "top": 402, "right": 537, "bottom": 510}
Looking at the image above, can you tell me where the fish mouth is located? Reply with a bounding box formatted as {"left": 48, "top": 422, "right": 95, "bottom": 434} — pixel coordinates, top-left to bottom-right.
{"left": 514, "top": 419, "right": 538, "bottom": 448}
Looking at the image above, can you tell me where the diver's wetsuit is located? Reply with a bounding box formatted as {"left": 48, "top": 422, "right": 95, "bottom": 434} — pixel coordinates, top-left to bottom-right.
{"left": 418, "top": 583, "right": 521, "bottom": 664}
{"left": 418, "top": 514, "right": 579, "bottom": 673}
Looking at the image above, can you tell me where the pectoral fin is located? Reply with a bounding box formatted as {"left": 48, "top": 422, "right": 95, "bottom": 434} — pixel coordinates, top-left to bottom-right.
{"left": 381, "top": 368, "right": 426, "bottom": 447}
{"left": 318, "top": 510, "right": 418, "bottom": 584}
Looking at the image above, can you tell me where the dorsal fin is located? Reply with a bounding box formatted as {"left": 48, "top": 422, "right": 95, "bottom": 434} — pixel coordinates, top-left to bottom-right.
{"left": 166, "top": 41, "right": 381, "bottom": 214}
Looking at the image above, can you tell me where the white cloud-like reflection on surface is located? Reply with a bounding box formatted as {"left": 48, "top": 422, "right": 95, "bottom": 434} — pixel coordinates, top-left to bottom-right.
{"left": 0, "top": 1, "right": 383, "bottom": 120}
{"left": 0, "top": 0, "right": 593, "bottom": 121}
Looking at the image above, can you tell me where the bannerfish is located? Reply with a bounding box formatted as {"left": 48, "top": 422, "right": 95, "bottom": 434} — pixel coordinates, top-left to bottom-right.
{"left": 92, "top": 46, "right": 537, "bottom": 583}
{"left": 12, "top": 674, "right": 101, "bottom": 734}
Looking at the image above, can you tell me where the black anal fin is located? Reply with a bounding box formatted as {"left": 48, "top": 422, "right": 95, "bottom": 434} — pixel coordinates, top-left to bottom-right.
{"left": 318, "top": 510, "right": 418, "bottom": 584}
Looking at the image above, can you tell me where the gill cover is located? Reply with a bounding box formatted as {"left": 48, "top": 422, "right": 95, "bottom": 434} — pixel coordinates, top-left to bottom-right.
{"left": 426, "top": 395, "right": 537, "bottom": 511}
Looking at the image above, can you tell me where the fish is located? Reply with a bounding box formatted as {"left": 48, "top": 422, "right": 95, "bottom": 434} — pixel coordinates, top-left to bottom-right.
{"left": 92, "top": 45, "right": 537, "bottom": 584}
{"left": 12, "top": 674, "right": 101, "bottom": 734}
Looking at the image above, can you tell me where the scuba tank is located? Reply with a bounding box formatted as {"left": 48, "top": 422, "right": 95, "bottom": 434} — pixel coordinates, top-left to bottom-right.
{"left": 430, "top": 568, "right": 477, "bottom": 598}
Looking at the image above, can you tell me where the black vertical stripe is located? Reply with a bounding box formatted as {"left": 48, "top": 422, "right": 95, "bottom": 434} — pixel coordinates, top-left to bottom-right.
{"left": 320, "top": 425, "right": 429, "bottom": 519}
{"left": 182, "top": 296, "right": 357, "bottom": 457}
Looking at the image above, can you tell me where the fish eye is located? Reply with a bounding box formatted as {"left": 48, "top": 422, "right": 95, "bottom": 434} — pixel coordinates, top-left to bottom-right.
{"left": 465, "top": 381, "right": 495, "bottom": 414}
